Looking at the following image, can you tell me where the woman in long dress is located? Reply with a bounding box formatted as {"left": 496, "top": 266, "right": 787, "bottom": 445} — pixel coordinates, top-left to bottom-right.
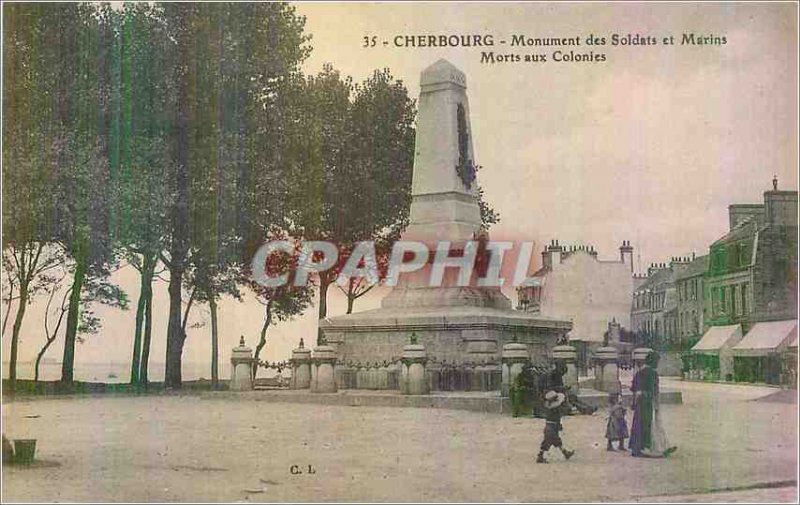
{"left": 629, "top": 351, "right": 677, "bottom": 457}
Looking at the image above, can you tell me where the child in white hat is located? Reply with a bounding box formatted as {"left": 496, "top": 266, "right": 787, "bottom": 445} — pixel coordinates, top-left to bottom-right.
{"left": 536, "top": 390, "right": 576, "bottom": 463}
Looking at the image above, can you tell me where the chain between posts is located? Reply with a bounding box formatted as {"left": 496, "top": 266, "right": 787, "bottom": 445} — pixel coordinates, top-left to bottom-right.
{"left": 262, "top": 355, "right": 551, "bottom": 372}
{"left": 257, "top": 359, "right": 290, "bottom": 374}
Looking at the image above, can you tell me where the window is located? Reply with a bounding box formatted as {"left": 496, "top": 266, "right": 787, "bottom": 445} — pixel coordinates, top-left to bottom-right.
{"left": 724, "top": 286, "right": 731, "bottom": 314}
{"left": 737, "top": 243, "right": 748, "bottom": 267}
{"left": 731, "top": 285, "right": 737, "bottom": 315}
{"left": 741, "top": 283, "right": 748, "bottom": 314}
{"left": 711, "top": 287, "right": 719, "bottom": 316}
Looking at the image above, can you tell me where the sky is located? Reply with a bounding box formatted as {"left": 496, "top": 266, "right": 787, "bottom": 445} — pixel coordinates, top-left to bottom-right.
{"left": 2, "top": 2, "right": 797, "bottom": 380}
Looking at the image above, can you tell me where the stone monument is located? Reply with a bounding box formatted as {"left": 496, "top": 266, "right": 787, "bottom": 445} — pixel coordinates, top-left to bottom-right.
{"left": 320, "top": 59, "right": 571, "bottom": 386}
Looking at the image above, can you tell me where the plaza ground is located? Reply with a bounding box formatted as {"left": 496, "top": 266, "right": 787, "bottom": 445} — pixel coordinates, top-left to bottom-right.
{"left": 2, "top": 379, "right": 797, "bottom": 502}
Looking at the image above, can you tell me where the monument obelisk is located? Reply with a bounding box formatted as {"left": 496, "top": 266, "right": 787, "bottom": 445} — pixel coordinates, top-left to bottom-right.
{"left": 380, "top": 59, "right": 510, "bottom": 309}
{"left": 404, "top": 59, "right": 481, "bottom": 243}
{"left": 320, "top": 59, "right": 571, "bottom": 377}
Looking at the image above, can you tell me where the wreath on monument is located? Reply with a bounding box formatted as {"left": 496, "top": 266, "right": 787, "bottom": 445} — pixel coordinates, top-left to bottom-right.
{"left": 455, "top": 103, "right": 477, "bottom": 190}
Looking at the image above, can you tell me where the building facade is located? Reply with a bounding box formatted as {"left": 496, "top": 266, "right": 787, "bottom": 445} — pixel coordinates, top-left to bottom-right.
{"left": 704, "top": 179, "right": 798, "bottom": 334}
{"left": 674, "top": 254, "right": 709, "bottom": 349}
{"left": 630, "top": 259, "right": 690, "bottom": 349}
{"left": 517, "top": 240, "right": 636, "bottom": 369}
{"left": 686, "top": 179, "right": 798, "bottom": 385}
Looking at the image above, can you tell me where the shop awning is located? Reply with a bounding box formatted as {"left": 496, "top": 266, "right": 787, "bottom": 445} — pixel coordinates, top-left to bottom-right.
{"left": 691, "top": 324, "right": 742, "bottom": 354}
{"left": 732, "top": 320, "right": 798, "bottom": 357}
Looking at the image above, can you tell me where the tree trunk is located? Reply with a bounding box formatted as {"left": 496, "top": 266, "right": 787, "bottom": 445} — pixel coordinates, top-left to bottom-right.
{"left": 317, "top": 275, "right": 330, "bottom": 345}
{"left": 60, "top": 257, "right": 87, "bottom": 384}
{"left": 132, "top": 254, "right": 157, "bottom": 385}
{"left": 165, "top": 4, "right": 191, "bottom": 390}
{"left": 34, "top": 335, "right": 57, "bottom": 383}
{"left": 35, "top": 288, "right": 68, "bottom": 383}
{"left": 209, "top": 295, "right": 219, "bottom": 388}
{"left": 2, "top": 279, "right": 15, "bottom": 339}
{"left": 140, "top": 278, "right": 153, "bottom": 385}
{"left": 129, "top": 269, "right": 147, "bottom": 384}
{"left": 346, "top": 278, "right": 355, "bottom": 314}
{"left": 252, "top": 301, "right": 272, "bottom": 381}
{"left": 8, "top": 287, "right": 29, "bottom": 394}
{"left": 164, "top": 263, "right": 185, "bottom": 389}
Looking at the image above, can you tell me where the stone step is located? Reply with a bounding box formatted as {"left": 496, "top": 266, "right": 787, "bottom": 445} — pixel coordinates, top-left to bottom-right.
{"left": 200, "top": 387, "right": 682, "bottom": 414}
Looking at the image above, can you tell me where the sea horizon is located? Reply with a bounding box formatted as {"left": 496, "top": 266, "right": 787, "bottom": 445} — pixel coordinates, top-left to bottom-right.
{"left": 2, "top": 360, "right": 283, "bottom": 383}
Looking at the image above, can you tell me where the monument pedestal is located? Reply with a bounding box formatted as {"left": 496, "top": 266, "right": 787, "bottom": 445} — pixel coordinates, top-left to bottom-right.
{"left": 321, "top": 306, "right": 570, "bottom": 381}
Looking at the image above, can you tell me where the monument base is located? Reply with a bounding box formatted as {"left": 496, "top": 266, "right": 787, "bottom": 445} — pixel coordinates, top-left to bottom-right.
{"left": 320, "top": 305, "right": 572, "bottom": 376}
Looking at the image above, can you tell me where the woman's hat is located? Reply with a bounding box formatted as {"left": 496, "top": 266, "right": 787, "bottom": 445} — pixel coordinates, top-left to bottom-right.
{"left": 544, "top": 390, "right": 566, "bottom": 409}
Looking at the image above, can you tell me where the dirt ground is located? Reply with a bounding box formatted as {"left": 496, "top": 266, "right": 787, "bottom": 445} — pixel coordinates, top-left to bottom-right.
{"left": 1, "top": 379, "right": 797, "bottom": 502}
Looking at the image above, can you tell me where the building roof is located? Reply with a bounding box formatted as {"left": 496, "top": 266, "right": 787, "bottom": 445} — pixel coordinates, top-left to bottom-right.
{"left": 691, "top": 324, "right": 742, "bottom": 353}
{"left": 635, "top": 267, "right": 674, "bottom": 292}
{"left": 731, "top": 320, "right": 798, "bottom": 356}
{"left": 674, "top": 255, "right": 709, "bottom": 281}
{"left": 711, "top": 217, "right": 764, "bottom": 248}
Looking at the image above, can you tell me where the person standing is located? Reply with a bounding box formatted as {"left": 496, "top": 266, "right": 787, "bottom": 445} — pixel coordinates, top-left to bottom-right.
{"left": 629, "top": 351, "right": 677, "bottom": 457}
{"left": 605, "top": 393, "right": 628, "bottom": 451}
{"left": 629, "top": 351, "right": 657, "bottom": 456}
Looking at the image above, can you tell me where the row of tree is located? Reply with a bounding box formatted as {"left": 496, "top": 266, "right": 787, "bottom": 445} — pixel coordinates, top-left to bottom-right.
{"left": 2, "top": 3, "right": 498, "bottom": 393}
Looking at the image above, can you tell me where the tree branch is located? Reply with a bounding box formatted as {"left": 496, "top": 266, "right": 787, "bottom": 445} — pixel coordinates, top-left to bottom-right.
{"left": 181, "top": 286, "right": 197, "bottom": 334}
{"left": 159, "top": 251, "right": 173, "bottom": 270}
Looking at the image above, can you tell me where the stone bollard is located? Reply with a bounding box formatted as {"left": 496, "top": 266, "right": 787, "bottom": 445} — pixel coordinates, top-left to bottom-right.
{"left": 632, "top": 347, "right": 653, "bottom": 370}
{"left": 290, "top": 338, "right": 312, "bottom": 390}
{"left": 552, "top": 344, "right": 578, "bottom": 391}
{"left": 400, "top": 343, "right": 429, "bottom": 395}
{"left": 594, "top": 346, "right": 620, "bottom": 393}
{"left": 501, "top": 342, "right": 529, "bottom": 397}
{"left": 230, "top": 336, "right": 254, "bottom": 391}
{"left": 311, "top": 345, "right": 338, "bottom": 393}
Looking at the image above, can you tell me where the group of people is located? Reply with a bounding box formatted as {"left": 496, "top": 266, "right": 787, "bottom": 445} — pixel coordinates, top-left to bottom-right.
{"left": 534, "top": 350, "right": 678, "bottom": 463}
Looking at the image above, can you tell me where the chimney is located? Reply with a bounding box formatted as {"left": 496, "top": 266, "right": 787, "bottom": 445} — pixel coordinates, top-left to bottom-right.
{"left": 542, "top": 239, "right": 564, "bottom": 270}
{"left": 619, "top": 240, "right": 634, "bottom": 271}
{"left": 670, "top": 255, "right": 690, "bottom": 268}
{"left": 764, "top": 179, "right": 798, "bottom": 227}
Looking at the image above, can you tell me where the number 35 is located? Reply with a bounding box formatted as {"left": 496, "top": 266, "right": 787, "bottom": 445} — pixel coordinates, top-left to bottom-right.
{"left": 363, "top": 36, "right": 377, "bottom": 48}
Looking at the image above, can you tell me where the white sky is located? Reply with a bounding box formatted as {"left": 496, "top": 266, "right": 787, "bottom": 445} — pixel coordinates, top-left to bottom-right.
{"left": 2, "top": 2, "right": 797, "bottom": 380}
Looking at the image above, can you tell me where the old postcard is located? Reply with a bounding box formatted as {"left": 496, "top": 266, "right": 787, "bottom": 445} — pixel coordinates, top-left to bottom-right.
{"left": 1, "top": 1, "right": 798, "bottom": 503}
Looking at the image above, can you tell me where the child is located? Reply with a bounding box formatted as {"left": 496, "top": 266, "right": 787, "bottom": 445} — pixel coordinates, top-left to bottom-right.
{"left": 536, "top": 390, "right": 575, "bottom": 463}
{"left": 605, "top": 393, "right": 629, "bottom": 451}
